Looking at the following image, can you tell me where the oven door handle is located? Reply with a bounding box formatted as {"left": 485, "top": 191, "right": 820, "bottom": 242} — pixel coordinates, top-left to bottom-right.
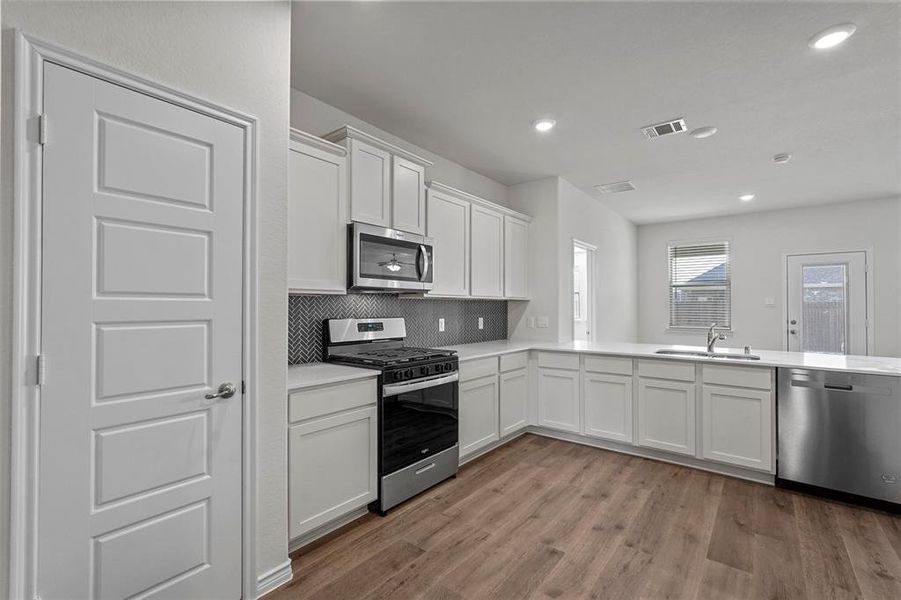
{"left": 383, "top": 372, "right": 459, "bottom": 397}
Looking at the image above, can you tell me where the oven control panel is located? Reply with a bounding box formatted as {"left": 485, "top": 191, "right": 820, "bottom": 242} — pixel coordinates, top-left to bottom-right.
{"left": 382, "top": 358, "right": 458, "bottom": 384}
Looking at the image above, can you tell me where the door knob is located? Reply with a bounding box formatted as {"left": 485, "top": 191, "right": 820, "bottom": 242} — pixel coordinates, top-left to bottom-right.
{"left": 790, "top": 319, "right": 797, "bottom": 325}
{"left": 205, "top": 382, "right": 237, "bottom": 400}
{"left": 790, "top": 329, "right": 797, "bottom": 335}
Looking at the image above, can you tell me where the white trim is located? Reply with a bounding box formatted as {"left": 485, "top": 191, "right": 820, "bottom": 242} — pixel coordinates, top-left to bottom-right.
{"left": 428, "top": 180, "right": 532, "bottom": 222}
{"left": 321, "top": 124, "right": 434, "bottom": 167}
{"left": 571, "top": 238, "right": 597, "bottom": 343}
{"left": 289, "top": 127, "right": 347, "bottom": 156}
{"left": 782, "top": 248, "right": 874, "bottom": 355}
{"left": 9, "top": 31, "right": 264, "bottom": 600}
{"left": 288, "top": 507, "right": 369, "bottom": 554}
{"left": 254, "top": 559, "right": 293, "bottom": 599}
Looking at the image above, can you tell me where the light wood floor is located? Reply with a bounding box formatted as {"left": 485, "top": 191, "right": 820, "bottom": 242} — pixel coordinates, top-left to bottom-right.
{"left": 270, "top": 434, "right": 901, "bottom": 600}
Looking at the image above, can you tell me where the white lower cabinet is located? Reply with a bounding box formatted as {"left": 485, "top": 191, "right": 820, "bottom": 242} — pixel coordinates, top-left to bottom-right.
{"left": 583, "top": 372, "right": 633, "bottom": 443}
{"left": 637, "top": 378, "right": 696, "bottom": 455}
{"left": 288, "top": 404, "right": 378, "bottom": 539}
{"left": 537, "top": 367, "right": 581, "bottom": 433}
{"left": 460, "top": 374, "right": 500, "bottom": 458}
{"left": 701, "top": 385, "right": 773, "bottom": 471}
{"left": 499, "top": 368, "right": 529, "bottom": 436}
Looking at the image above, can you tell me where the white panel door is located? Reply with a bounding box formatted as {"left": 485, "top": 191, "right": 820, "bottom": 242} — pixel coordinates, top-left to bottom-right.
{"left": 786, "top": 251, "right": 868, "bottom": 355}
{"left": 392, "top": 155, "right": 426, "bottom": 234}
{"left": 288, "top": 137, "right": 347, "bottom": 293}
{"left": 499, "top": 368, "right": 528, "bottom": 436}
{"left": 537, "top": 368, "right": 581, "bottom": 433}
{"left": 426, "top": 190, "right": 470, "bottom": 296}
{"left": 503, "top": 215, "right": 529, "bottom": 299}
{"left": 470, "top": 205, "right": 504, "bottom": 297}
{"left": 288, "top": 406, "right": 378, "bottom": 539}
{"left": 701, "top": 385, "right": 773, "bottom": 471}
{"left": 583, "top": 373, "right": 633, "bottom": 443}
{"left": 637, "top": 378, "right": 696, "bottom": 455}
{"left": 459, "top": 375, "right": 500, "bottom": 458}
{"left": 38, "top": 63, "right": 243, "bottom": 599}
{"left": 348, "top": 138, "right": 391, "bottom": 227}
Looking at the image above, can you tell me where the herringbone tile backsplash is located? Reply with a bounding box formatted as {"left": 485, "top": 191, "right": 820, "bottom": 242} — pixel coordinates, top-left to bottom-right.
{"left": 288, "top": 294, "right": 508, "bottom": 364}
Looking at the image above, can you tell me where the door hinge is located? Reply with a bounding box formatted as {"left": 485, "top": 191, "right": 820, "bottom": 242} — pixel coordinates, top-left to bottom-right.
{"left": 241, "top": 380, "right": 246, "bottom": 395}
{"left": 36, "top": 354, "right": 47, "bottom": 386}
{"left": 38, "top": 113, "right": 48, "bottom": 145}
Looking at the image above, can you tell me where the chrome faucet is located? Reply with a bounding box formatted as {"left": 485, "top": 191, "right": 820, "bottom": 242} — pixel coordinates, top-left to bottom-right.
{"left": 706, "top": 323, "right": 726, "bottom": 352}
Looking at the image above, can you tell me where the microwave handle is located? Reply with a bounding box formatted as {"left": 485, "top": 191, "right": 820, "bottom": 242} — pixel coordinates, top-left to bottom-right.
{"left": 418, "top": 245, "right": 430, "bottom": 281}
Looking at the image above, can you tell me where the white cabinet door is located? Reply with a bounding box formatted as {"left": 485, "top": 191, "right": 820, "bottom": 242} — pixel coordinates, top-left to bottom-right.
{"left": 499, "top": 368, "right": 528, "bottom": 436}
{"left": 470, "top": 205, "right": 504, "bottom": 297}
{"left": 637, "top": 378, "right": 696, "bottom": 455}
{"left": 289, "top": 405, "right": 378, "bottom": 540}
{"left": 702, "top": 385, "right": 773, "bottom": 471}
{"left": 288, "top": 137, "right": 347, "bottom": 294}
{"left": 392, "top": 155, "right": 426, "bottom": 234}
{"left": 583, "top": 373, "right": 633, "bottom": 443}
{"left": 348, "top": 138, "right": 391, "bottom": 227}
{"left": 427, "top": 189, "right": 470, "bottom": 296}
{"left": 538, "top": 368, "right": 581, "bottom": 433}
{"left": 460, "top": 375, "right": 500, "bottom": 458}
{"left": 503, "top": 215, "right": 529, "bottom": 299}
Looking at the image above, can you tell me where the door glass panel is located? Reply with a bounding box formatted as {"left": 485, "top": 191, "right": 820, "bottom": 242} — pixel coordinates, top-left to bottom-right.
{"left": 801, "top": 263, "right": 848, "bottom": 354}
{"left": 359, "top": 234, "right": 421, "bottom": 282}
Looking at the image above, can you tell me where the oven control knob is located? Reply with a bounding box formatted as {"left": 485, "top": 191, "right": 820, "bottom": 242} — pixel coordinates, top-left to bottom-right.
{"left": 405, "top": 369, "right": 413, "bottom": 379}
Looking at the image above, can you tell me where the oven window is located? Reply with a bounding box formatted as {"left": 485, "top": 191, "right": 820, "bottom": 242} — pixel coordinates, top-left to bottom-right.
{"left": 382, "top": 381, "right": 458, "bottom": 474}
{"left": 359, "top": 234, "right": 423, "bottom": 282}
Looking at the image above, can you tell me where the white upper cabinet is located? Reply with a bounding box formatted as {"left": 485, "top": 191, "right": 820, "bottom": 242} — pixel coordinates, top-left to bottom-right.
{"left": 323, "top": 126, "right": 432, "bottom": 234}
{"left": 503, "top": 215, "right": 529, "bottom": 299}
{"left": 427, "top": 187, "right": 470, "bottom": 296}
{"left": 287, "top": 129, "right": 348, "bottom": 294}
{"left": 392, "top": 156, "right": 426, "bottom": 234}
{"left": 470, "top": 204, "right": 504, "bottom": 298}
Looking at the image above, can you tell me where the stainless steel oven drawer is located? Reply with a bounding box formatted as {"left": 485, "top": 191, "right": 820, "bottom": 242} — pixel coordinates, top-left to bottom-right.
{"left": 379, "top": 444, "right": 458, "bottom": 512}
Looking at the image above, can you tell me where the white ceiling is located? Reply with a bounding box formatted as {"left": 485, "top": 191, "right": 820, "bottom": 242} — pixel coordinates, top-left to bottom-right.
{"left": 291, "top": 2, "right": 900, "bottom": 224}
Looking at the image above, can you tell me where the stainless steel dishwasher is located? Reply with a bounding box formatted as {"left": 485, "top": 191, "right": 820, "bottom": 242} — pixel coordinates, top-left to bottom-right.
{"left": 777, "top": 368, "right": 901, "bottom": 508}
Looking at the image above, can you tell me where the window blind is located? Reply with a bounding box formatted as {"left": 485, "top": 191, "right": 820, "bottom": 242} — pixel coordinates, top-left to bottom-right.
{"left": 668, "top": 241, "right": 731, "bottom": 329}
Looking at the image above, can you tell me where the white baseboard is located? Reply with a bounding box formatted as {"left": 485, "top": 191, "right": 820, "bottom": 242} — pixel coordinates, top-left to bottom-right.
{"left": 289, "top": 506, "right": 370, "bottom": 554}
{"left": 254, "top": 559, "right": 293, "bottom": 599}
{"left": 459, "top": 430, "right": 527, "bottom": 466}
{"left": 525, "top": 427, "right": 775, "bottom": 485}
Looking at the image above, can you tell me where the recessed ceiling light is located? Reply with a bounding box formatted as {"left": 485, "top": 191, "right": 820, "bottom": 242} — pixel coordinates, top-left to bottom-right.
{"left": 739, "top": 194, "right": 755, "bottom": 202}
{"left": 809, "top": 23, "right": 857, "bottom": 50}
{"left": 772, "top": 153, "right": 792, "bottom": 164}
{"left": 533, "top": 119, "right": 556, "bottom": 132}
{"left": 689, "top": 126, "right": 718, "bottom": 139}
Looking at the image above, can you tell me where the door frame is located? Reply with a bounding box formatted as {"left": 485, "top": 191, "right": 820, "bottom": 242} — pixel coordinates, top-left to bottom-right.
{"left": 782, "top": 249, "right": 874, "bottom": 354}
{"left": 571, "top": 238, "right": 597, "bottom": 342}
{"left": 9, "top": 31, "right": 264, "bottom": 600}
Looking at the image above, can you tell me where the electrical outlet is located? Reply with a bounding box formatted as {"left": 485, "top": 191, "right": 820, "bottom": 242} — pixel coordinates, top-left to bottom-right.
{"left": 764, "top": 297, "right": 776, "bottom": 307}
{"left": 478, "top": 317, "right": 484, "bottom": 330}
{"left": 537, "top": 316, "right": 549, "bottom": 328}
{"left": 438, "top": 318, "right": 445, "bottom": 332}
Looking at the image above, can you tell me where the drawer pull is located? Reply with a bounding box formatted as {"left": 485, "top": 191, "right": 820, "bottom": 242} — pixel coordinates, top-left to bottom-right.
{"left": 414, "top": 463, "right": 436, "bottom": 476}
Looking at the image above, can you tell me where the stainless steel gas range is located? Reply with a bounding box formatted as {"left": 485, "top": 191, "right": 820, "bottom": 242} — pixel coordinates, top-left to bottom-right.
{"left": 325, "top": 318, "right": 459, "bottom": 514}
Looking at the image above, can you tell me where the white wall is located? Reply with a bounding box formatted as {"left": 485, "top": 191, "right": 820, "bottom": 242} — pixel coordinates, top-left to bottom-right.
{"left": 637, "top": 197, "right": 901, "bottom": 357}
{"left": 0, "top": 2, "right": 291, "bottom": 596}
{"left": 508, "top": 177, "right": 638, "bottom": 344}
{"left": 291, "top": 89, "right": 510, "bottom": 207}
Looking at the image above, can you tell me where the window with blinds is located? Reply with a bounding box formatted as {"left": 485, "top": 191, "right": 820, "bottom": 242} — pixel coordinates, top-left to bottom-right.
{"left": 668, "top": 241, "right": 731, "bottom": 329}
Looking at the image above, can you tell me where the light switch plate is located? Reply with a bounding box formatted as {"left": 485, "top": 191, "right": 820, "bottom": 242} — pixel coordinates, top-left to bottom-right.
{"left": 438, "top": 318, "right": 445, "bottom": 332}
{"left": 764, "top": 297, "right": 776, "bottom": 307}
{"left": 478, "top": 317, "right": 484, "bottom": 330}
{"left": 537, "top": 316, "right": 549, "bottom": 328}
{"left": 527, "top": 317, "right": 536, "bottom": 328}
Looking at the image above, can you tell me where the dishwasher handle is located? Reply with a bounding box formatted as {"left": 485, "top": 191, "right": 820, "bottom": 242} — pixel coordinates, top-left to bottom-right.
{"left": 824, "top": 383, "right": 853, "bottom": 392}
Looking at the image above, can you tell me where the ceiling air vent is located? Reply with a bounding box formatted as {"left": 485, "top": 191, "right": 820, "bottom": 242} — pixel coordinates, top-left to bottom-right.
{"left": 595, "top": 180, "right": 636, "bottom": 195}
{"left": 641, "top": 118, "right": 687, "bottom": 140}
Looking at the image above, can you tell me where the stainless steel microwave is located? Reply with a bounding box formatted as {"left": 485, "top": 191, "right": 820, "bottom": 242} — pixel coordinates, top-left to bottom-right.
{"left": 349, "top": 222, "right": 434, "bottom": 292}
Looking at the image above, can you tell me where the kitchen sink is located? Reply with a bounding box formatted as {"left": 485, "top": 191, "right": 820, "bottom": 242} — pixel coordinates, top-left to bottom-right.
{"left": 654, "top": 349, "right": 761, "bottom": 360}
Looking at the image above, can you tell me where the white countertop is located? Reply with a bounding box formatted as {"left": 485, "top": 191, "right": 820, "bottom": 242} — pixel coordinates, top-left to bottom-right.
{"left": 440, "top": 340, "right": 901, "bottom": 376}
{"left": 287, "top": 362, "right": 378, "bottom": 392}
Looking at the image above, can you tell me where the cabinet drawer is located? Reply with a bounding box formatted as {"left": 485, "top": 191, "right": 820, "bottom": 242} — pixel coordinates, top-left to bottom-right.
{"left": 584, "top": 355, "right": 633, "bottom": 376}
{"left": 289, "top": 378, "right": 377, "bottom": 423}
{"left": 537, "top": 352, "right": 580, "bottom": 371}
{"left": 637, "top": 359, "right": 696, "bottom": 382}
{"left": 702, "top": 364, "right": 772, "bottom": 390}
{"left": 500, "top": 352, "right": 529, "bottom": 373}
{"left": 460, "top": 356, "right": 499, "bottom": 381}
